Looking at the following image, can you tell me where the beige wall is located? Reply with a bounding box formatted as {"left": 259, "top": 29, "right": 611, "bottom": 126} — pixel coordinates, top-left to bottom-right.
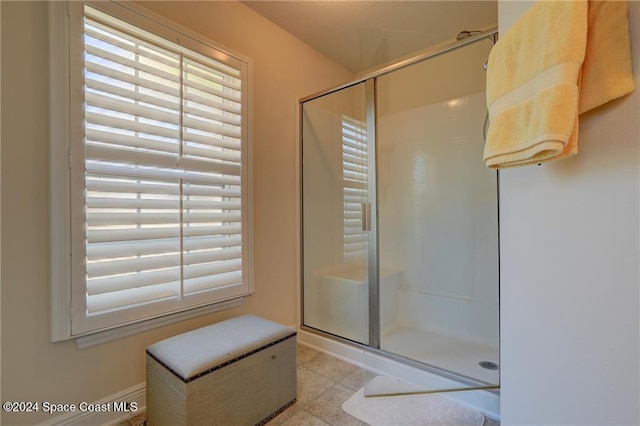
{"left": 498, "top": 1, "right": 640, "bottom": 425}
{"left": 0, "top": 1, "right": 352, "bottom": 424}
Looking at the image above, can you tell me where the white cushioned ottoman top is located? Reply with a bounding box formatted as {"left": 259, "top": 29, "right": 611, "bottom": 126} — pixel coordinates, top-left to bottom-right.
{"left": 147, "top": 315, "right": 296, "bottom": 382}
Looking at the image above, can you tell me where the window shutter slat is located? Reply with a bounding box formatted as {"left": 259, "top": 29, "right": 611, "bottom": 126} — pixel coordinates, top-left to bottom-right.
{"left": 183, "top": 104, "right": 242, "bottom": 127}
{"left": 183, "top": 75, "right": 241, "bottom": 104}
{"left": 344, "top": 170, "right": 368, "bottom": 182}
{"left": 182, "top": 185, "right": 241, "bottom": 198}
{"left": 184, "top": 90, "right": 241, "bottom": 116}
{"left": 87, "top": 212, "right": 241, "bottom": 226}
{"left": 185, "top": 246, "right": 242, "bottom": 263}
{"left": 87, "top": 196, "right": 240, "bottom": 210}
{"left": 87, "top": 212, "right": 179, "bottom": 226}
{"left": 86, "top": 283, "right": 178, "bottom": 313}
{"left": 182, "top": 144, "right": 242, "bottom": 163}
{"left": 74, "top": 6, "right": 250, "bottom": 329}
{"left": 85, "top": 112, "right": 179, "bottom": 141}
{"left": 343, "top": 181, "right": 367, "bottom": 190}
{"left": 184, "top": 57, "right": 241, "bottom": 90}
{"left": 184, "top": 271, "right": 243, "bottom": 294}
{"left": 86, "top": 163, "right": 241, "bottom": 187}
{"left": 87, "top": 267, "right": 181, "bottom": 296}
{"left": 87, "top": 227, "right": 181, "bottom": 244}
{"left": 86, "top": 77, "right": 178, "bottom": 111}
{"left": 183, "top": 224, "right": 242, "bottom": 238}
{"left": 87, "top": 224, "right": 242, "bottom": 244}
{"left": 85, "top": 144, "right": 241, "bottom": 177}
{"left": 182, "top": 116, "right": 241, "bottom": 139}
{"left": 183, "top": 258, "right": 243, "bottom": 280}
{"left": 344, "top": 211, "right": 362, "bottom": 221}
{"left": 87, "top": 253, "right": 180, "bottom": 278}
{"left": 86, "top": 235, "right": 241, "bottom": 259}
{"left": 86, "top": 128, "right": 178, "bottom": 154}
{"left": 85, "top": 24, "right": 180, "bottom": 70}
{"left": 85, "top": 91, "right": 179, "bottom": 125}
{"left": 85, "top": 63, "right": 180, "bottom": 99}
{"left": 343, "top": 152, "right": 367, "bottom": 166}
{"left": 84, "top": 44, "right": 180, "bottom": 85}
{"left": 182, "top": 131, "right": 241, "bottom": 152}
{"left": 86, "top": 179, "right": 178, "bottom": 195}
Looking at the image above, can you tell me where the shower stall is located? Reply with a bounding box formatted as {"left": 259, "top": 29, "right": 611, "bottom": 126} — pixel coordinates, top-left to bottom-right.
{"left": 300, "top": 29, "right": 499, "bottom": 398}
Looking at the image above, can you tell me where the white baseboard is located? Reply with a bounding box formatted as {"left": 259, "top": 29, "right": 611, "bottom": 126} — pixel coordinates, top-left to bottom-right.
{"left": 297, "top": 328, "right": 501, "bottom": 421}
{"left": 37, "top": 383, "right": 146, "bottom": 426}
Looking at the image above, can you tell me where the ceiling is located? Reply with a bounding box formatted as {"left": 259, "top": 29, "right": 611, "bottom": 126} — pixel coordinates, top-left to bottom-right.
{"left": 242, "top": 1, "right": 498, "bottom": 74}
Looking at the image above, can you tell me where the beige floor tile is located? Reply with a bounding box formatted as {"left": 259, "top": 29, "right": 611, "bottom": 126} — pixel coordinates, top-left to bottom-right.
{"left": 306, "top": 383, "right": 366, "bottom": 426}
{"left": 296, "top": 365, "right": 335, "bottom": 407}
{"left": 340, "top": 367, "right": 365, "bottom": 392}
{"left": 120, "top": 412, "right": 146, "bottom": 426}
{"left": 296, "top": 343, "right": 319, "bottom": 366}
{"left": 279, "top": 409, "right": 332, "bottom": 426}
{"left": 266, "top": 403, "right": 302, "bottom": 425}
{"left": 304, "top": 351, "right": 359, "bottom": 382}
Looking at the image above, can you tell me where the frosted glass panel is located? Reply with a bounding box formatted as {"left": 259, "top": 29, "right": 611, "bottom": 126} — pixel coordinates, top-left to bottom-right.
{"left": 301, "top": 83, "right": 369, "bottom": 344}
{"left": 370, "top": 38, "right": 499, "bottom": 393}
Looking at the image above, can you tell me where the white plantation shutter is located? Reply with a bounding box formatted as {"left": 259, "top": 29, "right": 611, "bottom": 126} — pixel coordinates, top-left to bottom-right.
{"left": 70, "top": 5, "right": 252, "bottom": 334}
{"left": 342, "top": 116, "right": 368, "bottom": 263}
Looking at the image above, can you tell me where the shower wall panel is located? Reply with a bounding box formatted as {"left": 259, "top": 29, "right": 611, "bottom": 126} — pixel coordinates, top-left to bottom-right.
{"left": 377, "top": 91, "right": 498, "bottom": 345}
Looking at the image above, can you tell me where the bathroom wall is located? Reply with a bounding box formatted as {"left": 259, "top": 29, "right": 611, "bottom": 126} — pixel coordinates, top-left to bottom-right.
{"left": 0, "top": 2, "right": 352, "bottom": 424}
{"left": 498, "top": 2, "right": 640, "bottom": 425}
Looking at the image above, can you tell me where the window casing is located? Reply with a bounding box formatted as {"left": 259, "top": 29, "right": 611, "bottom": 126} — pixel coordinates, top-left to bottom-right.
{"left": 50, "top": 1, "right": 253, "bottom": 341}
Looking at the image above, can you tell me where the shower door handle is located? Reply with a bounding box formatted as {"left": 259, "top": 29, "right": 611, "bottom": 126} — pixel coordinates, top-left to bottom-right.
{"left": 361, "top": 202, "right": 371, "bottom": 232}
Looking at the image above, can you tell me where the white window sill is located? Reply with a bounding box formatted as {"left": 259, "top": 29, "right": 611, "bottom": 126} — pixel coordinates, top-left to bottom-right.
{"left": 75, "top": 297, "right": 244, "bottom": 349}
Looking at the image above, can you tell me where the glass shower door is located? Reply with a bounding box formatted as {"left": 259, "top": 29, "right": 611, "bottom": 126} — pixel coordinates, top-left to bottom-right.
{"left": 365, "top": 37, "right": 499, "bottom": 395}
{"left": 301, "top": 82, "right": 370, "bottom": 345}
{"left": 300, "top": 33, "right": 500, "bottom": 399}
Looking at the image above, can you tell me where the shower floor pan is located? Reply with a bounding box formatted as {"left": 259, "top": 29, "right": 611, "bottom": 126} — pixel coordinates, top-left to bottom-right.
{"left": 380, "top": 325, "right": 499, "bottom": 385}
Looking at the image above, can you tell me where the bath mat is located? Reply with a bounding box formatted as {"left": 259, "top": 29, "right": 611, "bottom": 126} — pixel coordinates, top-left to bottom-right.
{"left": 342, "top": 376, "right": 484, "bottom": 426}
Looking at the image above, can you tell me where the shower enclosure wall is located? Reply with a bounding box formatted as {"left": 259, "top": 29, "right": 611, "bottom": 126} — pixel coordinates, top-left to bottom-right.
{"left": 301, "top": 30, "right": 499, "bottom": 396}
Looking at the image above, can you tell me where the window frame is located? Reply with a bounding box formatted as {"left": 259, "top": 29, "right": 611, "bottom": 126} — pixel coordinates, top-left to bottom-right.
{"left": 49, "top": 0, "right": 254, "bottom": 344}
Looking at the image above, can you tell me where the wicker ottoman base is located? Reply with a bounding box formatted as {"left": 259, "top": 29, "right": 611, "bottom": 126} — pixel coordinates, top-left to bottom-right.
{"left": 146, "top": 315, "right": 297, "bottom": 426}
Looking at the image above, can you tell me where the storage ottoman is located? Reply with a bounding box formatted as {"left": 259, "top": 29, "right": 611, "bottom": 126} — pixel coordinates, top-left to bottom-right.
{"left": 146, "top": 315, "right": 297, "bottom": 425}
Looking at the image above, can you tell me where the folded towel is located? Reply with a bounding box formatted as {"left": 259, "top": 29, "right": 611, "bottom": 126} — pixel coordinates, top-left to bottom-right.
{"left": 483, "top": 0, "right": 634, "bottom": 169}
{"left": 580, "top": 1, "right": 635, "bottom": 114}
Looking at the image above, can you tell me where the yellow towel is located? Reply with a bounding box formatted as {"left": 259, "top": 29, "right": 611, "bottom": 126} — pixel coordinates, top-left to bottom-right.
{"left": 483, "top": 0, "right": 634, "bottom": 169}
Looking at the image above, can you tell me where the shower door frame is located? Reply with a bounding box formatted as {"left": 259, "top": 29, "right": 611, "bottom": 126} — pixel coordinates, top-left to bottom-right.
{"left": 365, "top": 78, "right": 380, "bottom": 350}
{"left": 299, "top": 27, "right": 500, "bottom": 392}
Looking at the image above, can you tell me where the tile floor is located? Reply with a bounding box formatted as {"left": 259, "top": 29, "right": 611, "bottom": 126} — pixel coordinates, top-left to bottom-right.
{"left": 267, "top": 343, "right": 366, "bottom": 425}
{"left": 123, "top": 343, "right": 500, "bottom": 426}
{"left": 268, "top": 344, "right": 500, "bottom": 426}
